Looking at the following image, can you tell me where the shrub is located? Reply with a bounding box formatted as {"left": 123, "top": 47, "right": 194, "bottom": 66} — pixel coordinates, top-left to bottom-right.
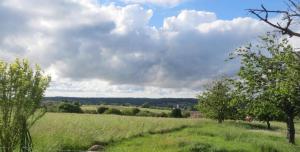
{"left": 131, "top": 108, "right": 141, "bottom": 115}
{"left": 182, "top": 111, "right": 191, "bottom": 118}
{"left": 157, "top": 112, "right": 168, "bottom": 117}
{"left": 123, "top": 108, "right": 141, "bottom": 116}
{"left": 170, "top": 108, "right": 182, "bottom": 118}
{"left": 104, "top": 108, "right": 122, "bottom": 115}
{"left": 97, "top": 107, "right": 109, "bottom": 114}
{"left": 58, "top": 102, "right": 82, "bottom": 113}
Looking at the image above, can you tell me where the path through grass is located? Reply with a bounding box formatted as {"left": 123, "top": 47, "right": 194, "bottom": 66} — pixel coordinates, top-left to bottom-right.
{"left": 106, "top": 121, "right": 300, "bottom": 152}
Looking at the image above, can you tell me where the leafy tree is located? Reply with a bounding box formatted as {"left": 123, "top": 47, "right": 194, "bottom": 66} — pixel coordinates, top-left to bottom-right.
{"left": 170, "top": 108, "right": 182, "bottom": 118}
{"left": 231, "top": 81, "right": 283, "bottom": 129}
{"left": 231, "top": 33, "right": 300, "bottom": 144}
{"left": 58, "top": 102, "right": 82, "bottom": 113}
{"left": 249, "top": 96, "right": 283, "bottom": 129}
{"left": 197, "top": 78, "right": 233, "bottom": 123}
{"left": 0, "top": 59, "right": 50, "bottom": 152}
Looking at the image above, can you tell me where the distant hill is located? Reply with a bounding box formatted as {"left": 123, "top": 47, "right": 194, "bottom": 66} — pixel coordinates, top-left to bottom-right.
{"left": 43, "top": 97, "right": 198, "bottom": 109}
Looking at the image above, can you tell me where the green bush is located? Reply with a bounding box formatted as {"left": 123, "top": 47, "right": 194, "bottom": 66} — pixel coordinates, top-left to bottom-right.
{"left": 170, "top": 108, "right": 182, "bottom": 118}
{"left": 97, "top": 107, "right": 109, "bottom": 114}
{"left": 131, "top": 108, "right": 141, "bottom": 115}
{"left": 104, "top": 108, "right": 122, "bottom": 115}
{"left": 58, "top": 102, "right": 82, "bottom": 113}
{"left": 182, "top": 111, "right": 191, "bottom": 118}
{"left": 123, "top": 108, "right": 140, "bottom": 116}
{"left": 156, "top": 112, "right": 168, "bottom": 117}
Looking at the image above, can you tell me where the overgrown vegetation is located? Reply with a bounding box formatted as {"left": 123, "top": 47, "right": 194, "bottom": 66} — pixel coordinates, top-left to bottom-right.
{"left": 0, "top": 59, "right": 50, "bottom": 152}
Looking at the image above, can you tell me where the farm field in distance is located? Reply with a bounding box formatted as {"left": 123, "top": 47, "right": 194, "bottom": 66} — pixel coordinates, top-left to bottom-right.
{"left": 30, "top": 111, "right": 300, "bottom": 152}
{"left": 81, "top": 105, "right": 171, "bottom": 114}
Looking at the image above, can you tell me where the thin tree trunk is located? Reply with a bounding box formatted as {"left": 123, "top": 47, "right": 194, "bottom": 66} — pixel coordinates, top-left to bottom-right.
{"left": 286, "top": 115, "right": 295, "bottom": 144}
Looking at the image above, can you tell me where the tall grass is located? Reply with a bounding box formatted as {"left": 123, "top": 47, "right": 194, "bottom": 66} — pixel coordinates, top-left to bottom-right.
{"left": 106, "top": 120, "right": 300, "bottom": 152}
{"left": 30, "top": 113, "right": 199, "bottom": 151}
{"left": 31, "top": 113, "right": 300, "bottom": 152}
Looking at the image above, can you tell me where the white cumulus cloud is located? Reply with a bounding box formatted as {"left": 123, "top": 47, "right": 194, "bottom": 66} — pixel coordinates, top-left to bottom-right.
{"left": 122, "top": 0, "right": 185, "bottom": 7}
{"left": 0, "top": 0, "right": 281, "bottom": 97}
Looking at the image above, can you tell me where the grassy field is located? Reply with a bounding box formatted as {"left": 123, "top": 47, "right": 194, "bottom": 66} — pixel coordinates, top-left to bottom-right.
{"left": 81, "top": 105, "right": 171, "bottom": 113}
{"left": 30, "top": 113, "right": 198, "bottom": 151}
{"left": 30, "top": 113, "right": 300, "bottom": 152}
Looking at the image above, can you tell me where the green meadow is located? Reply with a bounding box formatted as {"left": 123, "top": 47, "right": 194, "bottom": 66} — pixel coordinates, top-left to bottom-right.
{"left": 30, "top": 112, "right": 300, "bottom": 152}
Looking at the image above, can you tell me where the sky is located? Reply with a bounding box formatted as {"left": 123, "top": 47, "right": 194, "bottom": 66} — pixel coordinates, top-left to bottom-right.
{"left": 0, "top": 0, "right": 299, "bottom": 98}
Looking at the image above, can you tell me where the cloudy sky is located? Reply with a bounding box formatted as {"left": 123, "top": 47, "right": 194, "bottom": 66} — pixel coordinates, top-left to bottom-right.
{"left": 0, "top": 0, "right": 299, "bottom": 98}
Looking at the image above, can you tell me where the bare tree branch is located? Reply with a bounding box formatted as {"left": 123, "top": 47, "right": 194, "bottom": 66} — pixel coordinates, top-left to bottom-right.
{"left": 248, "top": 0, "right": 300, "bottom": 37}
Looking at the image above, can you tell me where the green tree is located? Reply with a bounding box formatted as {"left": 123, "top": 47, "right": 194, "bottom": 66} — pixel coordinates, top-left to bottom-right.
{"left": 248, "top": 94, "right": 282, "bottom": 129}
{"left": 231, "top": 33, "right": 300, "bottom": 144}
{"left": 197, "top": 79, "right": 233, "bottom": 123}
{"left": 170, "top": 108, "right": 182, "bottom": 118}
{"left": 58, "top": 102, "right": 82, "bottom": 113}
{"left": 0, "top": 59, "right": 50, "bottom": 152}
{"left": 231, "top": 81, "right": 283, "bottom": 129}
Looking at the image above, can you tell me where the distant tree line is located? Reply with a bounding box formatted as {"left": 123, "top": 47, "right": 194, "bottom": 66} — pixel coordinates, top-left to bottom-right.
{"left": 43, "top": 97, "right": 197, "bottom": 109}
{"left": 44, "top": 101, "right": 189, "bottom": 118}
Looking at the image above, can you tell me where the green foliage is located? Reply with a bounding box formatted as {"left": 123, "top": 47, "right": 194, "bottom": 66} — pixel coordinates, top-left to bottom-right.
{"left": 231, "top": 33, "right": 300, "bottom": 143}
{"left": 122, "top": 108, "right": 140, "bottom": 116}
{"left": 97, "top": 106, "right": 109, "bottom": 114}
{"left": 182, "top": 111, "right": 191, "bottom": 118}
{"left": 58, "top": 102, "right": 82, "bottom": 113}
{"left": 170, "top": 108, "right": 183, "bottom": 118}
{"left": 0, "top": 59, "right": 50, "bottom": 152}
{"left": 197, "top": 78, "right": 233, "bottom": 123}
{"left": 104, "top": 108, "right": 122, "bottom": 115}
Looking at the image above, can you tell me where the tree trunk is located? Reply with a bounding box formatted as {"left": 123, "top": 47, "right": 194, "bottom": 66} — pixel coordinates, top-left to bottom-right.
{"left": 266, "top": 120, "right": 271, "bottom": 130}
{"left": 218, "top": 119, "right": 223, "bottom": 123}
{"left": 286, "top": 115, "right": 295, "bottom": 144}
